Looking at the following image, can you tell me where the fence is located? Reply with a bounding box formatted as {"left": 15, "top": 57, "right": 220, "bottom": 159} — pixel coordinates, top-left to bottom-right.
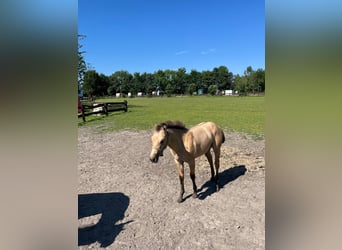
{"left": 78, "top": 100, "right": 128, "bottom": 122}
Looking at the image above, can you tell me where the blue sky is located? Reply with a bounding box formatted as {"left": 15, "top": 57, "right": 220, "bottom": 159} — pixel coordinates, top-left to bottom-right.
{"left": 78, "top": 0, "right": 264, "bottom": 76}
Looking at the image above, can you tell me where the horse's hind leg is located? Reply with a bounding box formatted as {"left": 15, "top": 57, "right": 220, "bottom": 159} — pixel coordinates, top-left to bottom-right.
{"left": 189, "top": 160, "right": 198, "bottom": 198}
{"left": 205, "top": 151, "right": 215, "bottom": 181}
{"left": 214, "top": 147, "right": 221, "bottom": 191}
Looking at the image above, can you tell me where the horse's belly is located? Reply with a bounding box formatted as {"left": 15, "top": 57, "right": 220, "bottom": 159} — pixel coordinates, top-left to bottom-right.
{"left": 184, "top": 129, "right": 213, "bottom": 158}
{"left": 187, "top": 138, "right": 210, "bottom": 157}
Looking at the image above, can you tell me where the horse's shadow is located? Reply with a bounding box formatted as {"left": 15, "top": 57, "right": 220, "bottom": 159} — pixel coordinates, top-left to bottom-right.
{"left": 78, "top": 192, "right": 132, "bottom": 247}
{"left": 196, "top": 165, "right": 247, "bottom": 200}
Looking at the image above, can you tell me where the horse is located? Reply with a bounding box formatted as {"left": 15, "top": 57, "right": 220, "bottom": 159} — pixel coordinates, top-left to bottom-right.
{"left": 149, "top": 121, "right": 225, "bottom": 203}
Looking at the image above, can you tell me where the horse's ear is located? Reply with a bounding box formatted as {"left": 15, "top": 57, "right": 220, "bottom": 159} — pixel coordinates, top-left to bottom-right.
{"left": 154, "top": 124, "right": 164, "bottom": 131}
{"left": 162, "top": 124, "right": 167, "bottom": 131}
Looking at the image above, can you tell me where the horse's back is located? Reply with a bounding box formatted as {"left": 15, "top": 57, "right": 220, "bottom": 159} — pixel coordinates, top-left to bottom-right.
{"left": 191, "top": 122, "right": 222, "bottom": 139}
{"left": 190, "top": 121, "right": 216, "bottom": 131}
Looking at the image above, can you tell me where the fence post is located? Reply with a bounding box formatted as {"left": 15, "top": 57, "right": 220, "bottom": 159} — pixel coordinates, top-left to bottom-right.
{"left": 81, "top": 105, "right": 86, "bottom": 122}
{"left": 103, "top": 103, "right": 108, "bottom": 116}
{"left": 124, "top": 100, "right": 128, "bottom": 112}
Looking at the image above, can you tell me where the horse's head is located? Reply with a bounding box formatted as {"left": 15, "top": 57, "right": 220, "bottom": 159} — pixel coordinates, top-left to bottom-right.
{"left": 150, "top": 123, "right": 168, "bottom": 163}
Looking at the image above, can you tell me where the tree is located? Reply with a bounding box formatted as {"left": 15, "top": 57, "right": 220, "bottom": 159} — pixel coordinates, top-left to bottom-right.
{"left": 201, "top": 70, "right": 214, "bottom": 93}
{"left": 83, "top": 70, "right": 99, "bottom": 97}
{"left": 187, "top": 83, "right": 197, "bottom": 95}
{"left": 174, "top": 67, "right": 188, "bottom": 95}
{"left": 164, "top": 69, "right": 177, "bottom": 95}
{"left": 189, "top": 69, "right": 201, "bottom": 91}
{"left": 208, "top": 85, "right": 218, "bottom": 95}
{"left": 243, "top": 66, "right": 256, "bottom": 94}
{"left": 131, "top": 72, "right": 143, "bottom": 94}
{"left": 108, "top": 70, "right": 132, "bottom": 95}
{"left": 212, "top": 66, "right": 233, "bottom": 91}
{"left": 107, "top": 85, "right": 116, "bottom": 96}
{"left": 97, "top": 74, "right": 110, "bottom": 96}
{"left": 255, "top": 68, "right": 265, "bottom": 93}
{"left": 165, "top": 83, "right": 174, "bottom": 97}
{"left": 78, "top": 35, "right": 87, "bottom": 96}
{"left": 234, "top": 74, "right": 248, "bottom": 95}
{"left": 141, "top": 73, "right": 154, "bottom": 95}
{"left": 82, "top": 70, "right": 109, "bottom": 97}
{"left": 241, "top": 66, "right": 265, "bottom": 95}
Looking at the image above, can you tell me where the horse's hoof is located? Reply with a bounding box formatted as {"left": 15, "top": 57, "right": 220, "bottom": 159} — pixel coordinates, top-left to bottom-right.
{"left": 192, "top": 193, "right": 198, "bottom": 199}
{"left": 177, "top": 197, "right": 184, "bottom": 203}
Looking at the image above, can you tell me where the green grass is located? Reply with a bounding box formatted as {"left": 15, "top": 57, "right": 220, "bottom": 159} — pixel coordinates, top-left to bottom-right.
{"left": 78, "top": 96, "right": 265, "bottom": 136}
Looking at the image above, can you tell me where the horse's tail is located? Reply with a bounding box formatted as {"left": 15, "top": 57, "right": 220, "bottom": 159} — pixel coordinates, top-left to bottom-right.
{"left": 221, "top": 129, "right": 225, "bottom": 144}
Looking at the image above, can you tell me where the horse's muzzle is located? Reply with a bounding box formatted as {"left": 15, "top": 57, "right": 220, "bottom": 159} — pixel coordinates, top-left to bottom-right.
{"left": 150, "top": 149, "right": 163, "bottom": 163}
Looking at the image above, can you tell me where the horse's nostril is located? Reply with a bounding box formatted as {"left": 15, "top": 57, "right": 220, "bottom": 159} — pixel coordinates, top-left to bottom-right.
{"left": 150, "top": 157, "right": 158, "bottom": 163}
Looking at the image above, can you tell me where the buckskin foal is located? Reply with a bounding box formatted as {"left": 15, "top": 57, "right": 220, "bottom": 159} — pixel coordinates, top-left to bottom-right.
{"left": 149, "top": 121, "right": 225, "bottom": 203}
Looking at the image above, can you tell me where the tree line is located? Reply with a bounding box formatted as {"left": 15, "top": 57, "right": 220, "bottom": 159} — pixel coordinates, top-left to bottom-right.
{"left": 78, "top": 36, "right": 264, "bottom": 98}
{"left": 80, "top": 66, "right": 264, "bottom": 98}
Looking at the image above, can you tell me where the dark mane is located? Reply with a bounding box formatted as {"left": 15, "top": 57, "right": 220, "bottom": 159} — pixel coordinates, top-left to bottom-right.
{"left": 155, "top": 120, "right": 188, "bottom": 131}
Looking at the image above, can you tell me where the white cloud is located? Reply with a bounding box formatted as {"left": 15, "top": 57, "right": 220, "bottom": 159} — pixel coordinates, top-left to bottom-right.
{"left": 201, "top": 48, "right": 216, "bottom": 55}
{"left": 175, "top": 50, "right": 189, "bottom": 56}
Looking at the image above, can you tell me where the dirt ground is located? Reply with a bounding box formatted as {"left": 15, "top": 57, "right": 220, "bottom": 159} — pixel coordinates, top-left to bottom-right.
{"left": 78, "top": 126, "right": 265, "bottom": 249}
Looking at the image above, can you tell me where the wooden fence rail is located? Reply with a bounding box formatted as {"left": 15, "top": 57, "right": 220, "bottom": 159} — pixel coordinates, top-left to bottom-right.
{"left": 78, "top": 100, "right": 128, "bottom": 122}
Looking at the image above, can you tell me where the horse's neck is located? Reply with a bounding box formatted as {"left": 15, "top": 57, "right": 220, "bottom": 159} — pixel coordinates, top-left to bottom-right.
{"left": 167, "top": 129, "right": 186, "bottom": 152}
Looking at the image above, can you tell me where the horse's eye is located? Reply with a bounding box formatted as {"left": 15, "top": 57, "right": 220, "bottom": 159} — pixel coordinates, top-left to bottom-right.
{"left": 160, "top": 140, "right": 164, "bottom": 144}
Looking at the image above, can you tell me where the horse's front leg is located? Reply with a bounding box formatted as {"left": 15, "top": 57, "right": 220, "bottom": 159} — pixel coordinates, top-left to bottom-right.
{"left": 189, "top": 160, "right": 198, "bottom": 198}
{"left": 175, "top": 160, "right": 185, "bottom": 203}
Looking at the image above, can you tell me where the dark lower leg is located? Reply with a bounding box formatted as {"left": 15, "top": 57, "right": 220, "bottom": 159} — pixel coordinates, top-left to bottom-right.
{"left": 178, "top": 175, "right": 185, "bottom": 203}
{"left": 214, "top": 153, "right": 220, "bottom": 191}
{"left": 189, "top": 162, "right": 197, "bottom": 198}
{"left": 190, "top": 173, "right": 197, "bottom": 198}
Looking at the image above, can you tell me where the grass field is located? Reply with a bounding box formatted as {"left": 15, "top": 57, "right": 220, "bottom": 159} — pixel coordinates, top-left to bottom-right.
{"left": 78, "top": 96, "right": 265, "bottom": 137}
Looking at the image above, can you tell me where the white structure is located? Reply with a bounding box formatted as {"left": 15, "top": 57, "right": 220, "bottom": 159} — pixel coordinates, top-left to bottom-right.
{"left": 224, "top": 90, "right": 233, "bottom": 96}
{"left": 93, "top": 103, "right": 103, "bottom": 115}
{"left": 152, "top": 90, "right": 162, "bottom": 96}
{"left": 116, "top": 93, "right": 121, "bottom": 98}
{"left": 128, "top": 92, "right": 132, "bottom": 97}
{"left": 137, "top": 92, "right": 143, "bottom": 97}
